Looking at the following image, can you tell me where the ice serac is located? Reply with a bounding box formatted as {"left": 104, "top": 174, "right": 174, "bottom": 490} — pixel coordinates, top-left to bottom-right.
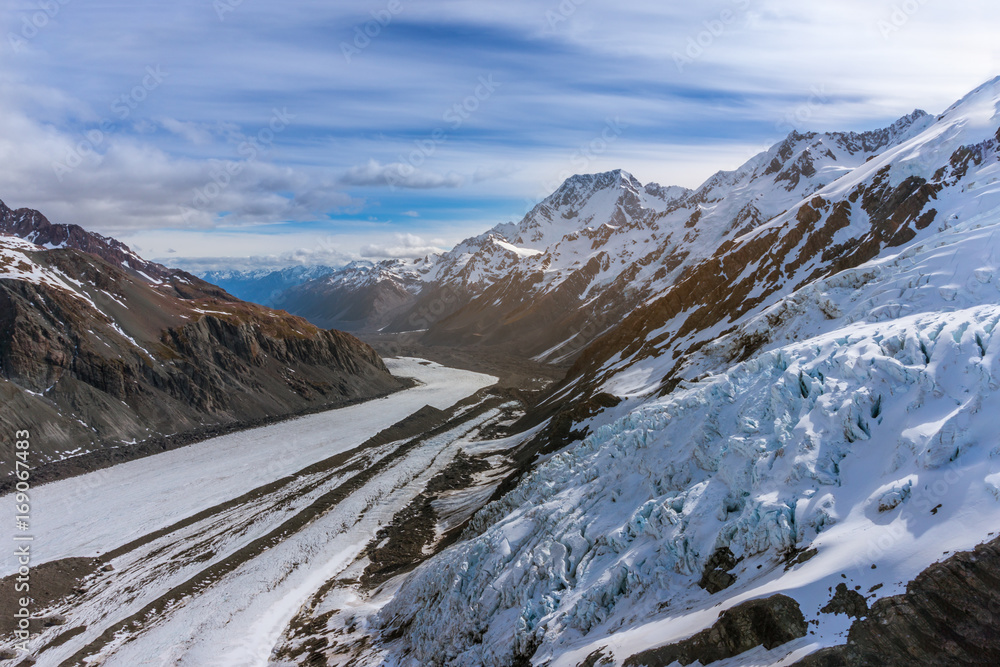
{"left": 351, "top": 78, "right": 1000, "bottom": 666}
{"left": 0, "top": 209, "right": 403, "bottom": 480}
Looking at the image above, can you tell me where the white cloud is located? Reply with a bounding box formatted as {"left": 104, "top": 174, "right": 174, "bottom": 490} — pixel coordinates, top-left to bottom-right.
{"left": 159, "top": 118, "right": 214, "bottom": 145}
{"left": 0, "top": 79, "right": 359, "bottom": 232}
{"left": 166, "top": 247, "right": 355, "bottom": 274}
{"left": 2, "top": 0, "right": 998, "bottom": 264}
{"left": 359, "top": 233, "right": 447, "bottom": 259}
{"left": 341, "top": 160, "right": 464, "bottom": 189}
{"left": 472, "top": 165, "right": 519, "bottom": 183}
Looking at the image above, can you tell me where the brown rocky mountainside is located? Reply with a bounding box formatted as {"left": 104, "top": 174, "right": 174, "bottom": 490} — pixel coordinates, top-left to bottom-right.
{"left": 0, "top": 203, "right": 404, "bottom": 487}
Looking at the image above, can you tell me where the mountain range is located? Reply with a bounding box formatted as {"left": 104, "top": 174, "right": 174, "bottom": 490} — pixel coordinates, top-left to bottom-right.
{"left": 2, "top": 77, "right": 1000, "bottom": 666}
{"left": 223, "top": 108, "right": 937, "bottom": 363}
{"left": 0, "top": 202, "right": 402, "bottom": 485}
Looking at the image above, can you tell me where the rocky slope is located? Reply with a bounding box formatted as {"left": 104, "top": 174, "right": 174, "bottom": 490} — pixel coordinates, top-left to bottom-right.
{"left": 0, "top": 209, "right": 403, "bottom": 484}
{"left": 793, "top": 535, "right": 1000, "bottom": 667}
{"left": 0, "top": 200, "right": 174, "bottom": 281}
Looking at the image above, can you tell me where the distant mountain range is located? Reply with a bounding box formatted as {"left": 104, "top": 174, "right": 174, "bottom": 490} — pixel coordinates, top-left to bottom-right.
{"left": 200, "top": 265, "right": 338, "bottom": 309}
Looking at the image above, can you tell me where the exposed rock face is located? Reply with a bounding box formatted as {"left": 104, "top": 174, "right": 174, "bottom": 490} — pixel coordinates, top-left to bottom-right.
{"left": 0, "top": 211, "right": 403, "bottom": 484}
{"left": 698, "top": 546, "right": 739, "bottom": 594}
{"left": 623, "top": 594, "right": 808, "bottom": 667}
{"left": 795, "top": 536, "right": 1000, "bottom": 667}
{"left": 820, "top": 583, "right": 869, "bottom": 620}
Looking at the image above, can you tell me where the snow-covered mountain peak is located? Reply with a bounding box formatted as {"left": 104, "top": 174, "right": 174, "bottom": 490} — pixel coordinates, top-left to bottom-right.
{"left": 644, "top": 182, "right": 692, "bottom": 202}
{"left": 887, "top": 108, "right": 931, "bottom": 133}
{"left": 509, "top": 170, "right": 686, "bottom": 250}
{"left": 551, "top": 169, "right": 642, "bottom": 198}
{"left": 938, "top": 75, "right": 1000, "bottom": 123}
{"left": 319, "top": 258, "right": 424, "bottom": 291}
{"left": 342, "top": 259, "right": 376, "bottom": 271}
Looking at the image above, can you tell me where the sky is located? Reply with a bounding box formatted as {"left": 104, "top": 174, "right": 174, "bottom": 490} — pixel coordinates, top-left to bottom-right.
{"left": 1, "top": 0, "right": 998, "bottom": 273}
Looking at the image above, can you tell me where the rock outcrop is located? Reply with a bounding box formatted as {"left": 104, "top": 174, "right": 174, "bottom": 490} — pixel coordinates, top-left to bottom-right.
{"left": 624, "top": 594, "right": 808, "bottom": 667}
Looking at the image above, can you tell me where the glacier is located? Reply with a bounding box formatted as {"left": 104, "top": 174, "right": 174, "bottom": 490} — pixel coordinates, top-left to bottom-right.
{"left": 374, "top": 302, "right": 1000, "bottom": 665}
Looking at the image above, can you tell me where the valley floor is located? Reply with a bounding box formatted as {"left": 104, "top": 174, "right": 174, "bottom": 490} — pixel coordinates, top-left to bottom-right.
{"left": 0, "top": 358, "right": 532, "bottom": 666}
{"left": 362, "top": 333, "right": 571, "bottom": 393}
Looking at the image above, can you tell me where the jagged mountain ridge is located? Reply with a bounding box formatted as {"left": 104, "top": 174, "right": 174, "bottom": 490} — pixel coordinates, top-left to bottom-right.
{"left": 268, "top": 108, "right": 933, "bottom": 361}
{"left": 0, "top": 200, "right": 177, "bottom": 282}
{"left": 0, "top": 215, "right": 403, "bottom": 482}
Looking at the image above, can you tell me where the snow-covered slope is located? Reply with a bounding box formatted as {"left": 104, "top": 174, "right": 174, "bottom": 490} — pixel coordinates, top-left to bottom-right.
{"left": 327, "top": 77, "right": 1000, "bottom": 666}
{"left": 0, "top": 234, "right": 108, "bottom": 305}
{"left": 376, "top": 304, "right": 1000, "bottom": 666}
